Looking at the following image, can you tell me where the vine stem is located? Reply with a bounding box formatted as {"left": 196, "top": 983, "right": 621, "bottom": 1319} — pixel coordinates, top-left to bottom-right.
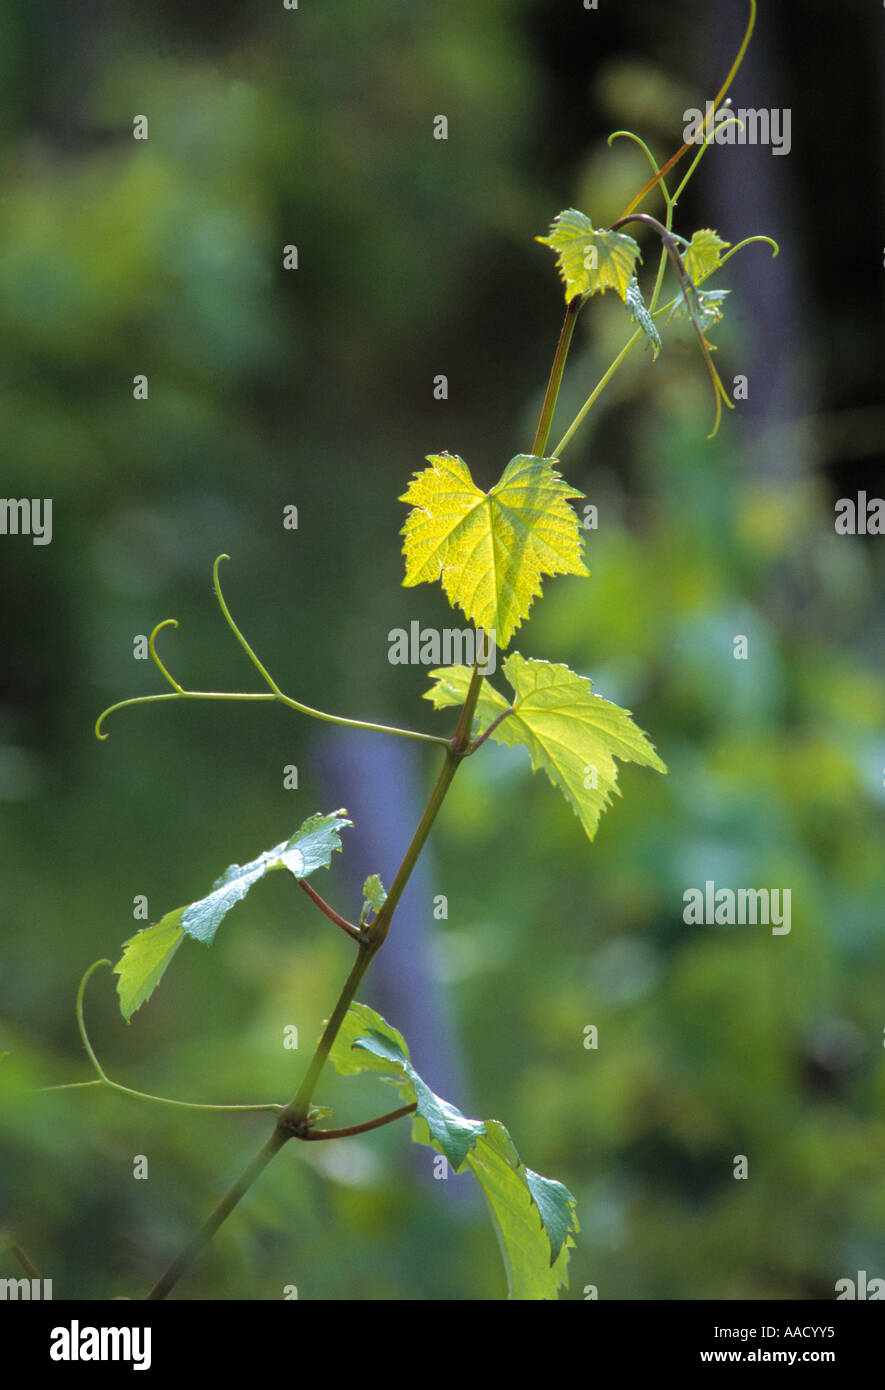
{"left": 532, "top": 299, "right": 582, "bottom": 457}
{"left": 278, "top": 649, "right": 488, "bottom": 1130}
{"left": 143, "top": 1102, "right": 416, "bottom": 1299}
{"left": 130, "top": 83, "right": 735, "bottom": 1276}
{"left": 145, "top": 1128, "right": 289, "bottom": 1302}
{"left": 280, "top": 943, "right": 378, "bottom": 1128}
{"left": 553, "top": 331, "right": 641, "bottom": 459}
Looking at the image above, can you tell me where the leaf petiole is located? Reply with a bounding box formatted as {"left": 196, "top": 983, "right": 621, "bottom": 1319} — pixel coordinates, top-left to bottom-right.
{"left": 295, "top": 876, "right": 364, "bottom": 944}
{"left": 303, "top": 1103, "right": 417, "bottom": 1141}
{"left": 469, "top": 705, "right": 514, "bottom": 755}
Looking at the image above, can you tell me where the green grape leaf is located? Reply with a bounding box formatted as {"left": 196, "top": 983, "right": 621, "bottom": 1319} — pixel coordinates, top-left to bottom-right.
{"left": 425, "top": 653, "right": 666, "bottom": 842}
{"left": 681, "top": 228, "right": 730, "bottom": 285}
{"left": 400, "top": 453, "right": 588, "bottom": 649}
{"left": 328, "top": 1001, "right": 578, "bottom": 1298}
{"left": 536, "top": 208, "right": 641, "bottom": 303}
{"left": 360, "top": 874, "right": 387, "bottom": 925}
{"left": 424, "top": 663, "right": 511, "bottom": 727}
{"left": 523, "top": 1161, "right": 577, "bottom": 1264}
{"left": 668, "top": 287, "right": 730, "bottom": 331}
{"left": 356, "top": 1031, "right": 486, "bottom": 1167}
{"left": 329, "top": 1001, "right": 411, "bottom": 1082}
{"left": 113, "top": 810, "right": 351, "bottom": 1019}
{"left": 469, "top": 1119, "right": 577, "bottom": 1292}
{"left": 625, "top": 276, "right": 661, "bottom": 359}
{"left": 115, "top": 910, "right": 186, "bottom": 1022}
{"left": 181, "top": 809, "right": 351, "bottom": 945}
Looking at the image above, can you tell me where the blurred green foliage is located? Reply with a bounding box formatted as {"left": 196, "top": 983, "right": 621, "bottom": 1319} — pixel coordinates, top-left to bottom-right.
{"left": 1, "top": 0, "right": 883, "bottom": 1299}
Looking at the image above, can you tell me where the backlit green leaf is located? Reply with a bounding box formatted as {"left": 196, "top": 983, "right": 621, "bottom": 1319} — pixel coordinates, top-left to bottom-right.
{"left": 681, "top": 228, "right": 730, "bottom": 285}
{"left": 400, "top": 453, "right": 588, "bottom": 648}
{"left": 115, "top": 910, "right": 185, "bottom": 1023}
{"left": 537, "top": 208, "right": 641, "bottom": 303}
{"left": 360, "top": 873, "right": 387, "bottom": 925}
{"left": 425, "top": 654, "right": 666, "bottom": 841}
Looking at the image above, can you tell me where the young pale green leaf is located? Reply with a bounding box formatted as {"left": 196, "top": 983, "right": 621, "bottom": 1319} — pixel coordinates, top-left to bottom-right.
{"left": 625, "top": 276, "right": 662, "bottom": 359}
{"left": 668, "top": 287, "right": 730, "bottom": 331}
{"left": 425, "top": 654, "right": 666, "bottom": 842}
{"left": 360, "top": 873, "right": 387, "bottom": 925}
{"left": 424, "top": 664, "right": 511, "bottom": 726}
{"left": 181, "top": 809, "right": 351, "bottom": 945}
{"left": 681, "top": 228, "right": 730, "bottom": 285}
{"left": 115, "top": 910, "right": 186, "bottom": 1022}
{"left": 536, "top": 208, "right": 641, "bottom": 303}
{"left": 400, "top": 453, "right": 588, "bottom": 649}
{"left": 327, "top": 1001, "right": 578, "bottom": 1298}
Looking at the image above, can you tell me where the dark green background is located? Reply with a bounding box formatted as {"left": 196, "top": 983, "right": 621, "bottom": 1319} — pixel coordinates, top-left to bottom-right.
{"left": 1, "top": 0, "right": 883, "bottom": 1299}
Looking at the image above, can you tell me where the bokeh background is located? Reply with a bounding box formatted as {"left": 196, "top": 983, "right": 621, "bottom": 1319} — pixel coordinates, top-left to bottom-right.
{"left": 1, "top": 0, "right": 883, "bottom": 1299}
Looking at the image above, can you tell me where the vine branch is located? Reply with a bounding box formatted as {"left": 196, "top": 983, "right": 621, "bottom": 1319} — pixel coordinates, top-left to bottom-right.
{"left": 532, "top": 299, "right": 582, "bottom": 457}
